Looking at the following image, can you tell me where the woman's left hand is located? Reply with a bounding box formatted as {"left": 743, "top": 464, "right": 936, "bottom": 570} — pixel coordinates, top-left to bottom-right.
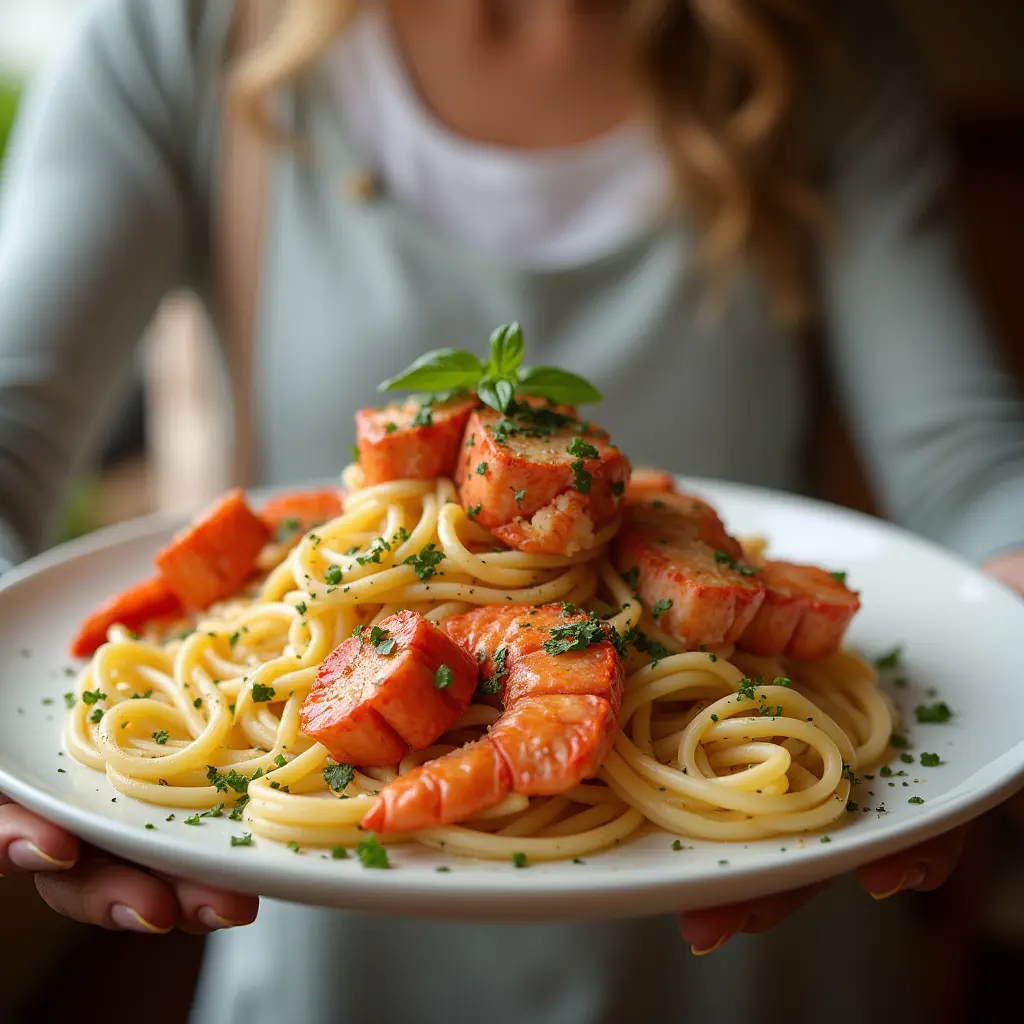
{"left": 679, "top": 549, "right": 1024, "bottom": 955}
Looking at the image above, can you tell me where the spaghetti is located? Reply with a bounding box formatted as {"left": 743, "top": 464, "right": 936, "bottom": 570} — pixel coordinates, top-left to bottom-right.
{"left": 64, "top": 471, "right": 895, "bottom": 861}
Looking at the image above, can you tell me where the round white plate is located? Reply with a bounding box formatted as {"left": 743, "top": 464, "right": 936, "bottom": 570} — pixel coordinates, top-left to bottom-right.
{"left": 2, "top": 479, "right": 1023, "bottom": 922}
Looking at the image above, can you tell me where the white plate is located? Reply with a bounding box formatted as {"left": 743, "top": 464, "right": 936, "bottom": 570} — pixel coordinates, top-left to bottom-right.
{"left": 2, "top": 479, "right": 1023, "bottom": 922}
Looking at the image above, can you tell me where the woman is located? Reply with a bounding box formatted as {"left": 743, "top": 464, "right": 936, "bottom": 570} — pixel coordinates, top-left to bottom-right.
{"left": 0, "top": 1, "right": 1018, "bottom": 1021}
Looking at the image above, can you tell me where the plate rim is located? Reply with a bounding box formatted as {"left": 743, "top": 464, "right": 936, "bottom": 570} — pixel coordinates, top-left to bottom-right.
{"left": 2, "top": 476, "right": 1024, "bottom": 917}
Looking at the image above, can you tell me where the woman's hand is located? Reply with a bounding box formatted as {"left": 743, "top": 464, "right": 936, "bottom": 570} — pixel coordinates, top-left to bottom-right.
{"left": 680, "top": 549, "right": 1024, "bottom": 955}
{"left": 0, "top": 797, "right": 258, "bottom": 933}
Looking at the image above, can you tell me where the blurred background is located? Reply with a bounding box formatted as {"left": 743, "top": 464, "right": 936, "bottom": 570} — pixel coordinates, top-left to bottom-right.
{"left": 1, "top": 0, "right": 1022, "bottom": 1021}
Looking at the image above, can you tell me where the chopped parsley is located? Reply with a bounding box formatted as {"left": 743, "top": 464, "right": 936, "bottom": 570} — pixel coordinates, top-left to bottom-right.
{"left": 201, "top": 802, "right": 224, "bottom": 819}
{"left": 710, "top": 713, "right": 719, "bottom": 722}
{"left": 569, "top": 459, "right": 592, "bottom": 494}
{"left": 511, "top": 851, "right": 529, "bottom": 868}
{"left": 230, "top": 833, "right": 253, "bottom": 847}
{"left": 193, "top": 697, "right": 203, "bottom": 709}
{"left": 331, "top": 846, "right": 349, "bottom": 859}
{"left": 477, "top": 647, "right": 508, "bottom": 696}
{"left": 411, "top": 404, "right": 433, "bottom": 428}
{"left": 737, "top": 677, "right": 757, "bottom": 701}
{"left": 875, "top": 645, "right": 903, "bottom": 670}
{"left": 651, "top": 598, "right": 673, "bottom": 618}
{"left": 889, "top": 733, "right": 910, "bottom": 749}
{"left": 207, "top": 766, "right": 253, "bottom": 795}
{"left": 81, "top": 689, "right": 106, "bottom": 706}
{"left": 89, "top": 708, "right": 104, "bottom": 724}
{"left": 632, "top": 632, "right": 671, "bottom": 663}
{"left": 275, "top": 517, "right": 301, "bottom": 542}
{"left": 434, "top": 664, "right": 454, "bottom": 690}
{"left": 369, "top": 625, "right": 397, "bottom": 656}
{"left": 385, "top": 421, "right": 398, "bottom": 434}
{"left": 920, "top": 752, "right": 942, "bottom": 767}
{"left": 404, "top": 542, "right": 445, "bottom": 582}
{"left": 229, "top": 797, "right": 249, "bottom": 821}
{"left": 63, "top": 692, "right": 76, "bottom": 709}
{"left": 542, "top": 618, "right": 605, "bottom": 655}
{"left": 621, "top": 566, "right": 639, "bottom": 590}
{"left": 184, "top": 813, "right": 202, "bottom": 825}
{"left": 842, "top": 764, "right": 861, "bottom": 785}
{"left": 900, "top": 752, "right": 915, "bottom": 764}
{"left": 251, "top": 682, "right": 276, "bottom": 703}
{"left": 350, "top": 443, "right": 360, "bottom": 462}
{"left": 915, "top": 702, "right": 952, "bottom": 724}
{"left": 152, "top": 730, "right": 169, "bottom": 745}
{"left": 820, "top": 835, "right": 832, "bottom": 843}
{"left": 772, "top": 676, "right": 792, "bottom": 687}
{"left": 671, "top": 839, "right": 684, "bottom": 851}
{"left": 323, "top": 761, "right": 355, "bottom": 792}
{"left": 475, "top": 461, "right": 488, "bottom": 475}
{"left": 324, "top": 565, "right": 343, "bottom": 586}
{"left": 828, "top": 571, "right": 847, "bottom": 584}
{"left": 759, "top": 704, "right": 784, "bottom": 718}
{"left": 908, "top": 796, "right": 925, "bottom": 805}
{"left": 131, "top": 689, "right": 153, "bottom": 700}
{"left": 514, "top": 488, "right": 526, "bottom": 506}
{"left": 567, "top": 437, "right": 599, "bottom": 459}
{"left": 287, "top": 841, "right": 301, "bottom": 853}
{"left": 356, "top": 833, "right": 390, "bottom": 869}
{"left": 611, "top": 481, "right": 625, "bottom": 497}
{"left": 466, "top": 504, "right": 482, "bottom": 520}
{"left": 713, "top": 550, "right": 759, "bottom": 576}
{"left": 879, "top": 765, "right": 893, "bottom": 777}
{"left": 356, "top": 537, "right": 392, "bottom": 566}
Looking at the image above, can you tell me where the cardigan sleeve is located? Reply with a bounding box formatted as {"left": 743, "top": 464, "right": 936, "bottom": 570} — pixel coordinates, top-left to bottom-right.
{"left": 0, "top": 0, "right": 232, "bottom": 569}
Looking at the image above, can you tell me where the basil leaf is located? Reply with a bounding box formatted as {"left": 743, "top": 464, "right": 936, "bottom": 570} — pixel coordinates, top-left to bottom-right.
{"left": 478, "top": 377, "right": 516, "bottom": 414}
{"left": 378, "top": 349, "right": 484, "bottom": 393}
{"left": 488, "top": 322, "right": 525, "bottom": 378}
{"left": 516, "top": 365, "right": 603, "bottom": 406}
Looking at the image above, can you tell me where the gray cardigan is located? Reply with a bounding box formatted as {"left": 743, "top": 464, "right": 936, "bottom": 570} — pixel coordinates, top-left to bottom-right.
{"left": 0, "top": 2, "right": 1021, "bottom": 1023}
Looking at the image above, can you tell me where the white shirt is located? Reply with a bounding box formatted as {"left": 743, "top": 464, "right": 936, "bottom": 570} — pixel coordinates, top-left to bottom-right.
{"left": 329, "top": 5, "right": 669, "bottom": 267}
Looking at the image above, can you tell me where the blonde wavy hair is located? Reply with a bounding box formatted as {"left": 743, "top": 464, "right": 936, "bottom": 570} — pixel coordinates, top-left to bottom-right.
{"left": 231, "top": 0, "right": 831, "bottom": 325}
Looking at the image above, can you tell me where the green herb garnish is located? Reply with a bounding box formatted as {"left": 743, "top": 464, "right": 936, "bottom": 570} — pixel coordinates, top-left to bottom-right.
{"left": 915, "top": 702, "right": 952, "bottom": 724}
{"left": 356, "top": 833, "right": 390, "bottom": 869}
{"left": 404, "top": 542, "right": 445, "bottom": 582}
{"left": 378, "top": 323, "right": 602, "bottom": 414}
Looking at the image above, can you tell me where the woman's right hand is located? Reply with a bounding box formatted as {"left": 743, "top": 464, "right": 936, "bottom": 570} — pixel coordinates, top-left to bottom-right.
{"left": 0, "top": 797, "right": 259, "bottom": 934}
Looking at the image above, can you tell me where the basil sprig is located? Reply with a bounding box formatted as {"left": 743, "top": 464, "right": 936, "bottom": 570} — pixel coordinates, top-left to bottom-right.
{"left": 377, "top": 322, "right": 603, "bottom": 414}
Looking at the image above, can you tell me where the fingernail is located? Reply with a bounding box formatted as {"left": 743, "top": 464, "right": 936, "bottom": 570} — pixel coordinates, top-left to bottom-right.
{"left": 869, "top": 865, "right": 927, "bottom": 901}
{"left": 109, "top": 904, "right": 172, "bottom": 934}
{"left": 8, "top": 840, "right": 76, "bottom": 872}
{"left": 197, "top": 906, "right": 249, "bottom": 930}
{"left": 690, "top": 932, "right": 733, "bottom": 956}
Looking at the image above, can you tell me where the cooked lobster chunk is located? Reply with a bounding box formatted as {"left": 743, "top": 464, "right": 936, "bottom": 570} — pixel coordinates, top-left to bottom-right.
{"left": 70, "top": 577, "right": 185, "bottom": 658}
{"left": 457, "top": 405, "right": 630, "bottom": 556}
{"left": 299, "top": 610, "right": 479, "bottom": 766}
{"left": 364, "top": 602, "right": 626, "bottom": 833}
{"left": 738, "top": 561, "right": 861, "bottom": 660}
{"left": 155, "top": 489, "right": 270, "bottom": 609}
{"left": 614, "top": 491, "right": 765, "bottom": 648}
{"left": 356, "top": 396, "right": 477, "bottom": 486}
